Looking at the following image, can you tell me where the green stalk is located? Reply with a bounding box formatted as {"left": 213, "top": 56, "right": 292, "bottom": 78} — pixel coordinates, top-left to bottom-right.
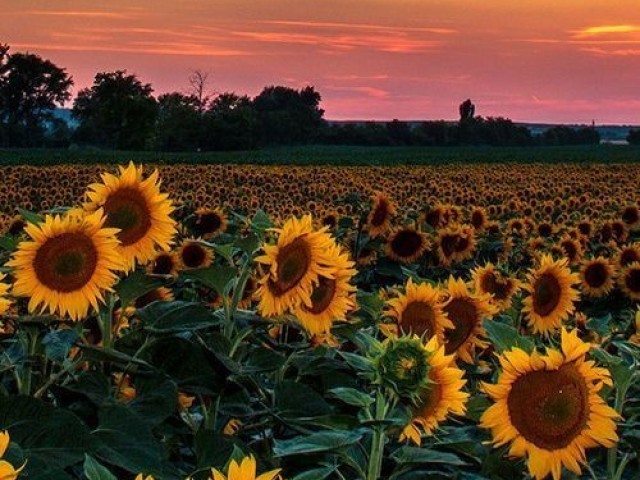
{"left": 607, "top": 375, "right": 633, "bottom": 480}
{"left": 367, "top": 388, "right": 386, "bottom": 480}
{"left": 98, "top": 295, "right": 115, "bottom": 350}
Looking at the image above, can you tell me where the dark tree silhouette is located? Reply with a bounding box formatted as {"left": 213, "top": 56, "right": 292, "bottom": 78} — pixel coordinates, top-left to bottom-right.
{"left": 201, "top": 92, "right": 258, "bottom": 150}
{"left": 188, "top": 69, "right": 213, "bottom": 114}
{"left": 73, "top": 70, "right": 157, "bottom": 150}
{"left": 627, "top": 129, "right": 640, "bottom": 145}
{"left": 153, "top": 92, "right": 202, "bottom": 151}
{"left": 459, "top": 98, "right": 475, "bottom": 122}
{"left": 0, "top": 43, "right": 73, "bottom": 146}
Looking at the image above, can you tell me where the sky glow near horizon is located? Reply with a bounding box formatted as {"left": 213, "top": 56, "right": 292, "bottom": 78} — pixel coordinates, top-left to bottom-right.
{"left": 4, "top": 0, "right": 640, "bottom": 123}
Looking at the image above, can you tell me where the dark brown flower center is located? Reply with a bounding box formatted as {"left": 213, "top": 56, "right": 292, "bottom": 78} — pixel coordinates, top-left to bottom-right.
{"left": 34, "top": 232, "right": 98, "bottom": 292}
{"left": 390, "top": 230, "right": 424, "bottom": 259}
{"left": 370, "top": 199, "right": 390, "bottom": 227}
{"left": 533, "top": 273, "right": 562, "bottom": 316}
{"left": 151, "top": 253, "right": 175, "bottom": 275}
{"left": 104, "top": 187, "right": 152, "bottom": 246}
{"left": 195, "top": 212, "right": 222, "bottom": 235}
{"left": 507, "top": 364, "right": 589, "bottom": 449}
{"left": 400, "top": 301, "right": 436, "bottom": 338}
{"left": 620, "top": 249, "right": 640, "bottom": 267}
{"left": 268, "top": 237, "right": 312, "bottom": 296}
{"left": 443, "top": 298, "right": 479, "bottom": 354}
{"left": 439, "top": 233, "right": 459, "bottom": 258}
{"left": 625, "top": 267, "right": 640, "bottom": 293}
{"left": 304, "top": 277, "right": 337, "bottom": 314}
{"left": 471, "top": 211, "right": 485, "bottom": 229}
{"left": 622, "top": 206, "right": 639, "bottom": 225}
{"left": 584, "top": 262, "right": 608, "bottom": 288}
{"left": 181, "top": 243, "right": 208, "bottom": 268}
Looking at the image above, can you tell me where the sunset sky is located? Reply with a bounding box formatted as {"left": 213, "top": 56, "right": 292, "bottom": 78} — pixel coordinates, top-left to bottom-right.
{"left": 4, "top": 0, "right": 640, "bottom": 123}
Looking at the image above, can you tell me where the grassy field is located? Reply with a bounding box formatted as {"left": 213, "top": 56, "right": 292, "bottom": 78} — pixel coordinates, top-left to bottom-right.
{"left": 1, "top": 144, "right": 640, "bottom": 165}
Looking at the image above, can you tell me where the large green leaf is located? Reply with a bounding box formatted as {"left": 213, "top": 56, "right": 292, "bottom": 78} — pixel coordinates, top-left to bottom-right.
{"left": 484, "top": 320, "right": 535, "bottom": 354}
{"left": 0, "top": 396, "right": 92, "bottom": 477}
{"left": 194, "top": 430, "right": 235, "bottom": 470}
{"left": 185, "top": 266, "right": 237, "bottom": 296}
{"left": 128, "top": 375, "right": 179, "bottom": 425}
{"left": 391, "top": 446, "right": 468, "bottom": 466}
{"left": 91, "top": 404, "right": 180, "bottom": 479}
{"left": 273, "top": 430, "right": 363, "bottom": 457}
{"left": 137, "top": 301, "right": 218, "bottom": 333}
{"left": 115, "top": 271, "right": 162, "bottom": 309}
{"left": 275, "top": 381, "right": 332, "bottom": 417}
{"left": 83, "top": 454, "right": 118, "bottom": 480}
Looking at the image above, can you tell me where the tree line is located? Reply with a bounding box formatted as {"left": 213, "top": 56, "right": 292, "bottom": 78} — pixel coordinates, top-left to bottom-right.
{"left": 1, "top": 43, "right": 626, "bottom": 151}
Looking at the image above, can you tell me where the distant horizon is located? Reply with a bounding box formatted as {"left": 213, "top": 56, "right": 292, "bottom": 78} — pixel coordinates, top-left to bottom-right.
{"left": 8, "top": 0, "right": 639, "bottom": 124}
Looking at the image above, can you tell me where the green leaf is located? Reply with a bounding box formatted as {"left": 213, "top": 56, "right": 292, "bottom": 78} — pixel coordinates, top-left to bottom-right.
{"left": 91, "top": 404, "right": 179, "bottom": 479}
{"left": 128, "top": 375, "right": 178, "bottom": 425}
{"left": 356, "top": 291, "right": 384, "bottom": 320}
{"left": 587, "top": 314, "right": 612, "bottom": 338}
{"left": 137, "top": 301, "right": 217, "bottom": 333}
{"left": 250, "top": 209, "right": 273, "bottom": 232}
{"left": 327, "top": 387, "right": 374, "bottom": 408}
{"left": 484, "top": 320, "right": 535, "bottom": 354}
{"left": 17, "top": 207, "right": 43, "bottom": 225}
{"left": 233, "top": 233, "right": 260, "bottom": 254}
{"left": 115, "top": 271, "right": 162, "bottom": 309}
{"left": 243, "top": 346, "right": 287, "bottom": 373}
{"left": 465, "top": 394, "right": 491, "bottom": 422}
{"left": 0, "top": 235, "right": 17, "bottom": 252}
{"left": 0, "top": 395, "right": 92, "bottom": 477}
{"left": 185, "top": 265, "right": 237, "bottom": 296}
{"left": 194, "top": 430, "right": 235, "bottom": 470}
{"left": 391, "top": 446, "right": 467, "bottom": 466}
{"left": 213, "top": 243, "right": 235, "bottom": 264}
{"left": 275, "top": 381, "right": 332, "bottom": 417}
{"left": 83, "top": 454, "right": 117, "bottom": 480}
{"left": 42, "top": 328, "right": 79, "bottom": 362}
{"left": 273, "top": 430, "right": 363, "bottom": 457}
{"left": 292, "top": 466, "right": 335, "bottom": 480}
{"left": 339, "top": 351, "right": 375, "bottom": 374}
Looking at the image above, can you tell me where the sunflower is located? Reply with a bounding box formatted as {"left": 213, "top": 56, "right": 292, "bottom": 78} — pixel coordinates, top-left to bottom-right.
{"left": 146, "top": 251, "right": 179, "bottom": 277}
{"left": 435, "top": 224, "right": 476, "bottom": 266}
{"left": 209, "top": 455, "right": 281, "bottom": 480}
{"left": 579, "top": 257, "right": 616, "bottom": 298}
{"left": 619, "top": 262, "right": 640, "bottom": 301}
{"left": 400, "top": 336, "right": 468, "bottom": 446}
{"left": 0, "top": 275, "right": 11, "bottom": 316}
{"left": 385, "top": 278, "right": 453, "bottom": 341}
{"left": 469, "top": 206, "right": 488, "bottom": 230}
{"left": 617, "top": 244, "right": 640, "bottom": 268}
{"left": 292, "top": 244, "right": 357, "bottom": 335}
{"left": 366, "top": 192, "right": 396, "bottom": 238}
{"left": 255, "top": 215, "right": 339, "bottom": 317}
{"left": 0, "top": 430, "right": 26, "bottom": 479}
{"left": 135, "top": 476, "right": 154, "bottom": 480}
{"left": 176, "top": 239, "right": 214, "bottom": 270}
{"left": 193, "top": 207, "right": 228, "bottom": 239}
{"left": 522, "top": 255, "right": 580, "bottom": 335}
{"left": 385, "top": 227, "right": 430, "bottom": 264}
{"left": 441, "top": 276, "right": 497, "bottom": 363}
{"left": 84, "top": 162, "right": 176, "bottom": 271}
{"left": 133, "top": 287, "right": 174, "bottom": 310}
{"left": 7, "top": 210, "right": 123, "bottom": 321}
{"left": 621, "top": 204, "right": 640, "bottom": 229}
{"left": 471, "top": 263, "right": 521, "bottom": 312}
{"left": 480, "top": 328, "right": 618, "bottom": 480}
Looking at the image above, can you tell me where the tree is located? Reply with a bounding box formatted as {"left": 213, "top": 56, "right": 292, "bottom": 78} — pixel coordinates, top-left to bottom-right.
{"left": 626, "top": 129, "right": 640, "bottom": 145}
{"left": 202, "top": 92, "right": 258, "bottom": 150}
{"left": 459, "top": 98, "right": 475, "bottom": 122}
{"left": 0, "top": 44, "right": 73, "bottom": 146}
{"left": 188, "top": 69, "right": 213, "bottom": 114}
{"left": 73, "top": 70, "right": 157, "bottom": 150}
{"left": 153, "top": 93, "right": 202, "bottom": 151}
{"left": 253, "top": 85, "right": 325, "bottom": 145}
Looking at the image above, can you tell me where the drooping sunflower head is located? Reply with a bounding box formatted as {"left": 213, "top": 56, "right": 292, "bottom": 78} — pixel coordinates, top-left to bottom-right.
{"left": 133, "top": 286, "right": 174, "bottom": 310}
{"left": 471, "top": 263, "right": 521, "bottom": 312}
{"left": 292, "top": 243, "right": 357, "bottom": 335}
{"left": 255, "top": 215, "right": 339, "bottom": 317}
{"left": 385, "top": 226, "right": 430, "bottom": 264}
{"left": 441, "top": 276, "right": 497, "bottom": 363}
{"left": 193, "top": 207, "right": 227, "bottom": 239}
{"left": 84, "top": 162, "right": 177, "bottom": 271}
{"left": 435, "top": 224, "right": 475, "bottom": 266}
{"left": 385, "top": 278, "right": 453, "bottom": 341}
{"left": 619, "top": 261, "right": 640, "bottom": 301}
{"left": 376, "top": 335, "right": 432, "bottom": 400}
{"left": 469, "top": 206, "right": 488, "bottom": 230}
{"left": 6, "top": 209, "right": 123, "bottom": 321}
{"left": 400, "top": 336, "right": 468, "bottom": 446}
{"left": 176, "top": 239, "right": 214, "bottom": 270}
{"left": 558, "top": 235, "right": 583, "bottom": 265}
{"left": 480, "top": 328, "right": 618, "bottom": 480}
{"left": 209, "top": 454, "right": 281, "bottom": 480}
{"left": 366, "top": 192, "right": 396, "bottom": 238}
{"left": 522, "top": 254, "right": 580, "bottom": 335}
{"left": 580, "top": 257, "right": 616, "bottom": 298}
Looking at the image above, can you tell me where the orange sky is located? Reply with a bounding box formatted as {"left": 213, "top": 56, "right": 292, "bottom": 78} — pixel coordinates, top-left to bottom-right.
{"left": 4, "top": 0, "right": 640, "bottom": 123}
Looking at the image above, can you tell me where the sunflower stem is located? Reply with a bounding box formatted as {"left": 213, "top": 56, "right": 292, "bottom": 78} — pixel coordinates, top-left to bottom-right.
{"left": 607, "top": 373, "right": 632, "bottom": 480}
{"left": 367, "top": 388, "right": 386, "bottom": 480}
{"left": 98, "top": 295, "right": 115, "bottom": 350}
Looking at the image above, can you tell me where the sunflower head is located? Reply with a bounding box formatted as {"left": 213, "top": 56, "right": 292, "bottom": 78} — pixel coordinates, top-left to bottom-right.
{"left": 580, "top": 257, "right": 615, "bottom": 298}
{"left": 193, "top": 207, "right": 228, "bottom": 239}
{"left": 84, "top": 162, "right": 176, "bottom": 271}
{"left": 385, "top": 227, "right": 430, "bottom": 264}
{"left": 366, "top": 192, "right": 396, "bottom": 238}
{"left": 146, "top": 251, "right": 179, "bottom": 277}
{"left": 209, "top": 454, "right": 281, "bottom": 480}
{"left": 619, "top": 261, "right": 640, "bottom": 301}
{"left": 480, "top": 328, "right": 618, "bottom": 480}
{"left": 472, "top": 263, "right": 520, "bottom": 311}
{"left": 7, "top": 209, "right": 123, "bottom": 321}
{"left": 375, "top": 335, "right": 432, "bottom": 400}
{"left": 177, "top": 239, "right": 214, "bottom": 270}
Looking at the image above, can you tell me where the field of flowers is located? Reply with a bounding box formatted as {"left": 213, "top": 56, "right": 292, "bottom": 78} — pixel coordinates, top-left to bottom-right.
{"left": 0, "top": 162, "right": 638, "bottom": 480}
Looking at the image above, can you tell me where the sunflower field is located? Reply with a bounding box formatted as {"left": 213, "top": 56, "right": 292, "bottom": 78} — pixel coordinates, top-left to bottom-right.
{"left": 0, "top": 162, "right": 638, "bottom": 480}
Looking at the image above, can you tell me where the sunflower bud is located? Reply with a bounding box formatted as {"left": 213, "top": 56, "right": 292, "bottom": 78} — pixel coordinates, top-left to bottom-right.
{"left": 375, "top": 336, "right": 431, "bottom": 399}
